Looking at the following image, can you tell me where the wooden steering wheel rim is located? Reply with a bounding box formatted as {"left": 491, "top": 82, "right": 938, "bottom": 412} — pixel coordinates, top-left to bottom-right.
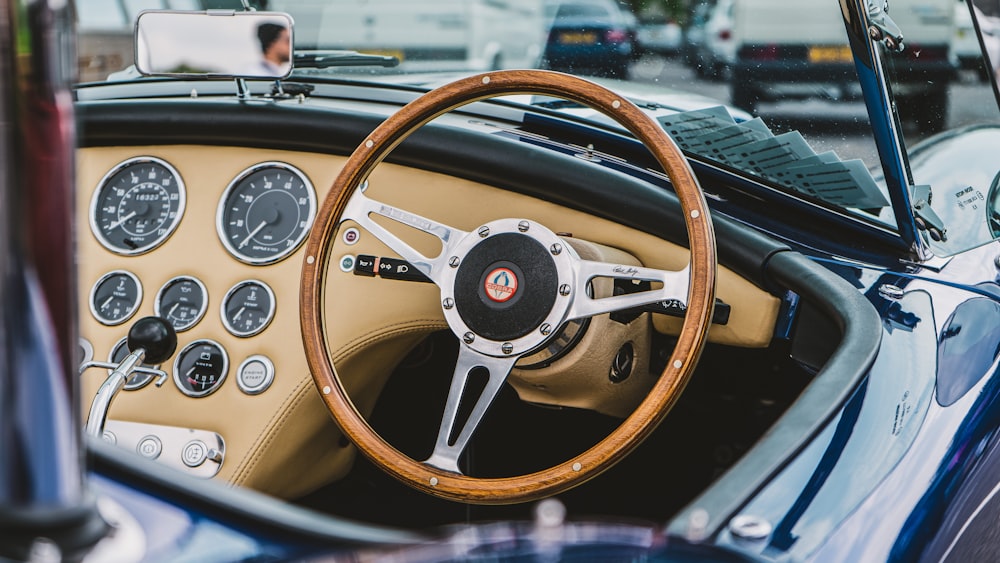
{"left": 301, "top": 69, "right": 716, "bottom": 505}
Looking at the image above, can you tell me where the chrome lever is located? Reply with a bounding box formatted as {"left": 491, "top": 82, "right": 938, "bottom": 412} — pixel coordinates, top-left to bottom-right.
{"left": 81, "top": 317, "right": 177, "bottom": 438}
{"left": 79, "top": 360, "right": 169, "bottom": 387}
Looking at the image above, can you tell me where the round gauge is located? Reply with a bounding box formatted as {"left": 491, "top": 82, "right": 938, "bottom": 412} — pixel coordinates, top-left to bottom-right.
{"left": 90, "top": 157, "right": 186, "bottom": 255}
{"left": 173, "top": 339, "right": 229, "bottom": 398}
{"left": 110, "top": 338, "right": 158, "bottom": 391}
{"left": 221, "top": 280, "right": 276, "bottom": 337}
{"left": 216, "top": 162, "right": 316, "bottom": 265}
{"left": 90, "top": 270, "right": 143, "bottom": 326}
{"left": 154, "top": 276, "right": 208, "bottom": 332}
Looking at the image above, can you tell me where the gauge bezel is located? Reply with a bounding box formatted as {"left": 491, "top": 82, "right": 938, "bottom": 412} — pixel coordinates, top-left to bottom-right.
{"left": 172, "top": 339, "right": 229, "bottom": 398}
{"left": 89, "top": 156, "right": 187, "bottom": 256}
{"left": 220, "top": 279, "right": 277, "bottom": 338}
{"left": 154, "top": 275, "right": 209, "bottom": 332}
{"left": 79, "top": 338, "right": 94, "bottom": 368}
{"left": 89, "top": 270, "right": 143, "bottom": 326}
{"left": 109, "top": 337, "right": 156, "bottom": 391}
{"left": 216, "top": 161, "right": 316, "bottom": 265}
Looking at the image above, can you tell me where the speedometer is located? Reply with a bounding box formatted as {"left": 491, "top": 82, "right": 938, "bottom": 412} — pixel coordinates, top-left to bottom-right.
{"left": 90, "top": 157, "right": 186, "bottom": 255}
{"left": 216, "top": 162, "right": 316, "bottom": 265}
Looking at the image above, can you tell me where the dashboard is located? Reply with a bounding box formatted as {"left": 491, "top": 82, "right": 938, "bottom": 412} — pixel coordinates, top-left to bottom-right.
{"left": 77, "top": 143, "right": 782, "bottom": 499}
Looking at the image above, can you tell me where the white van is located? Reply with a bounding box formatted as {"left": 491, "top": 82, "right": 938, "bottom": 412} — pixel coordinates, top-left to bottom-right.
{"left": 272, "top": 0, "right": 547, "bottom": 72}
{"left": 729, "top": 0, "right": 955, "bottom": 133}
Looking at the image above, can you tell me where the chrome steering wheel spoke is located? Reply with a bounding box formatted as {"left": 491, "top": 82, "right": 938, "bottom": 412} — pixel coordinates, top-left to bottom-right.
{"left": 341, "top": 187, "right": 469, "bottom": 285}
{"left": 423, "top": 346, "right": 519, "bottom": 474}
{"left": 566, "top": 259, "right": 690, "bottom": 320}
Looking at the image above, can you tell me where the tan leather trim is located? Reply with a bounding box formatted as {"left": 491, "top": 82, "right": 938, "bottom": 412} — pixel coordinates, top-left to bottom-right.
{"left": 78, "top": 144, "right": 778, "bottom": 497}
{"left": 509, "top": 238, "right": 655, "bottom": 417}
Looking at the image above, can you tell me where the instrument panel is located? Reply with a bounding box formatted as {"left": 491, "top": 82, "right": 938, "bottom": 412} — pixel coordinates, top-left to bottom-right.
{"left": 76, "top": 144, "right": 781, "bottom": 498}
{"left": 77, "top": 146, "right": 346, "bottom": 497}
{"left": 82, "top": 149, "right": 322, "bottom": 402}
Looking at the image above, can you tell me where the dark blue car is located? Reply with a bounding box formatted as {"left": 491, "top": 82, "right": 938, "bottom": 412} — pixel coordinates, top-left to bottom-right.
{"left": 541, "top": 0, "right": 637, "bottom": 79}
{"left": 3, "top": 0, "right": 1000, "bottom": 561}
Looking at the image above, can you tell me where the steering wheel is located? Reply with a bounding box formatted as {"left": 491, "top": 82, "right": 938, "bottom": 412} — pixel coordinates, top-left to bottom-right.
{"left": 301, "top": 70, "right": 716, "bottom": 504}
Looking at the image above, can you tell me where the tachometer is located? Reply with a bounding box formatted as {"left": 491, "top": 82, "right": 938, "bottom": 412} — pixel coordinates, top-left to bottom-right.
{"left": 90, "top": 157, "right": 186, "bottom": 255}
{"left": 216, "top": 162, "right": 316, "bottom": 265}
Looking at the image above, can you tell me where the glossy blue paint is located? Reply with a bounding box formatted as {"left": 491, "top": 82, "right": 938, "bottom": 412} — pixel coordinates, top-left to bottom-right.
{"left": 719, "top": 288, "right": 938, "bottom": 560}
{"left": 936, "top": 297, "right": 1000, "bottom": 406}
{"left": 91, "top": 476, "right": 306, "bottom": 561}
{"left": 0, "top": 269, "right": 81, "bottom": 506}
{"left": 889, "top": 360, "right": 1000, "bottom": 561}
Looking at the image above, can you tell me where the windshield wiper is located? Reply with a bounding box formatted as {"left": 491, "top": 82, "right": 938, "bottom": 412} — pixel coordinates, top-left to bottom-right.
{"left": 293, "top": 50, "right": 400, "bottom": 69}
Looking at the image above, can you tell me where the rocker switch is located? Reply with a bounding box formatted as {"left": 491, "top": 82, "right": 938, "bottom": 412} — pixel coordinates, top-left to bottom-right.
{"left": 354, "top": 254, "right": 377, "bottom": 276}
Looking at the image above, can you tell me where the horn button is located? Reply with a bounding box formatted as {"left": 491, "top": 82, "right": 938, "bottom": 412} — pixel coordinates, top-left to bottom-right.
{"left": 453, "top": 233, "right": 559, "bottom": 342}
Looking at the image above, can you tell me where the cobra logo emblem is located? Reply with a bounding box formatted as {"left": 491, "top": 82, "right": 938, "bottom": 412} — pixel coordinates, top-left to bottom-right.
{"left": 484, "top": 267, "right": 518, "bottom": 303}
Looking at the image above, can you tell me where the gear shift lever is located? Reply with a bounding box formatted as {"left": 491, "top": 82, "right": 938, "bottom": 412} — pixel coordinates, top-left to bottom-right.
{"left": 81, "top": 317, "right": 177, "bottom": 437}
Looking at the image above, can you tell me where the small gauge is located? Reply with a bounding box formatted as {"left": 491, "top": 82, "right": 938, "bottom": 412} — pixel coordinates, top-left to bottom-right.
{"left": 154, "top": 276, "right": 208, "bottom": 332}
{"left": 216, "top": 162, "right": 316, "bottom": 265}
{"left": 90, "top": 157, "right": 186, "bottom": 255}
{"left": 90, "top": 270, "right": 143, "bottom": 326}
{"left": 109, "top": 338, "right": 158, "bottom": 391}
{"left": 173, "top": 339, "right": 228, "bottom": 398}
{"left": 221, "top": 280, "right": 276, "bottom": 338}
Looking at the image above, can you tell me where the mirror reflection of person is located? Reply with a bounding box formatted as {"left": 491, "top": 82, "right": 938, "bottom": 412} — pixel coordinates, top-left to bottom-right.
{"left": 252, "top": 22, "right": 291, "bottom": 76}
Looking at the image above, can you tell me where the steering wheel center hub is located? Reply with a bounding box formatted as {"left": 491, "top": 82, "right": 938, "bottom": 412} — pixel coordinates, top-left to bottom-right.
{"left": 453, "top": 232, "right": 558, "bottom": 342}
{"left": 440, "top": 219, "right": 575, "bottom": 357}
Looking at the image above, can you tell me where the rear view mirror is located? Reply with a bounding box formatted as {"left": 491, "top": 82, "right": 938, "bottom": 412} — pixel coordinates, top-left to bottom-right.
{"left": 135, "top": 10, "right": 294, "bottom": 79}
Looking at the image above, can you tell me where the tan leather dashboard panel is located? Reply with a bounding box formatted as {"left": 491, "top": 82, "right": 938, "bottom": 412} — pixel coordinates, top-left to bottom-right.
{"left": 77, "top": 145, "right": 779, "bottom": 498}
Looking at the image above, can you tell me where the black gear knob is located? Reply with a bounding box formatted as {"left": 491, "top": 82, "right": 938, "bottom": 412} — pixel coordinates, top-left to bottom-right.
{"left": 127, "top": 316, "right": 177, "bottom": 364}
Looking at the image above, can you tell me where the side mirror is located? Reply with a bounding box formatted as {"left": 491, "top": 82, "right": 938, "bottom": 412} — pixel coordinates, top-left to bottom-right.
{"left": 135, "top": 10, "right": 294, "bottom": 79}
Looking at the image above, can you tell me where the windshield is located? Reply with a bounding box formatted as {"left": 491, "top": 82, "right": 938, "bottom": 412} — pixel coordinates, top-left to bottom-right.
{"left": 77, "top": 0, "right": 1000, "bottom": 256}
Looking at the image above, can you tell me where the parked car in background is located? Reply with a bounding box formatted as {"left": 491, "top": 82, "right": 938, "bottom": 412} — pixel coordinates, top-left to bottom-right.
{"left": 975, "top": 0, "right": 1000, "bottom": 82}
{"left": 730, "top": 0, "right": 955, "bottom": 133}
{"left": 541, "top": 0, "right": 637, "bottom": 78}
{"left": 636, "top": 15, "right": 682, "bottom": 56}
{"left": 274, "top": 0, "right": 547, "bottom": 71}
{"left": 953, "top": 0, "right": 989, "bottom": 79}
{"left": 681, "top": 0, "right": 713, "bottom": 67}
{"left": 694, "top": 0, "right": 734, "bottom": 79}
{"left": 5, "top": 1, "right": 1000, "bottom": 561}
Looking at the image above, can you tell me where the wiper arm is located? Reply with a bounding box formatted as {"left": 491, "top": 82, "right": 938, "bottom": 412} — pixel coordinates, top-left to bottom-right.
{"left": 293, "top": 50, "right": 400, "bottom": 69}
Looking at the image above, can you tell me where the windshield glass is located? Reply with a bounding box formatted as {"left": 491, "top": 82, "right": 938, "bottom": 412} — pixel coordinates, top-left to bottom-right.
{"left": 77, "top": 0, "right": 1000, "bottom": 254}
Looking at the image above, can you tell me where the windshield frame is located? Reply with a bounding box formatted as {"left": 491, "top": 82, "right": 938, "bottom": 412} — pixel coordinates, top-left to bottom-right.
{"left": 845, "top": 0, "right": 924, "bottom": 253}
